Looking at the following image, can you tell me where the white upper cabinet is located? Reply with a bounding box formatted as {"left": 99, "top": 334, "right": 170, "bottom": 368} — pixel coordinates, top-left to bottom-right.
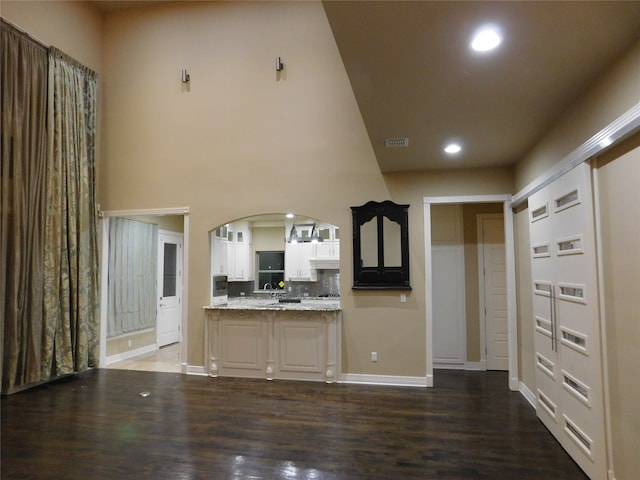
{"left": 284, "top": 219, "right": 315, "bottom": 281}
{"left": 313, "top": 224, "right": 340, "bottom": 260}
{"left": 211, "top": 231, "right": 228, "bottom": 276}
{"left": 211, "top": 222, "right": 254, "bottom": 281}
{"left": 285, "top": 241, "right": 315, "bottom": 281}
{"left": 227, "top": 221, "right": 253, "bottom": 281}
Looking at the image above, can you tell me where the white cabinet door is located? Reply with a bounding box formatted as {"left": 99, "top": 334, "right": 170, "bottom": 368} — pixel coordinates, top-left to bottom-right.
{"left": 312, "top": 225, "right": 340, "bottom": 260}
{"left": 285, "top": 242, "right": 314, "bottom": 281}
{"left": 314, "top": 241, "right": 335, "bottom": 259}
{"left": 211, "top": 236, "right": 228, "bottom": 275}
{"left": 529, "top": 162, "right": 607, "bottom": 480}
{"left": 227, "top": 241, "right": 238, "bottom": 280}
{"left": 226, "top": 222, "right": 253, "bottom": 281}
{"left": 233, "top": 242, "right": 253, "bottom": 281}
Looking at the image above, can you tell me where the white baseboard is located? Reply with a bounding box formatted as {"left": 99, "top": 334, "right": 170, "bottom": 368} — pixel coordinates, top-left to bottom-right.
{"left": 509, "top": 376, "right": 520, "bottom": 391}
{"left": 433, "top": 362, "right": 466, "bottom": 370}
{"left": 186, "top": 365, "right": 208, "bottom": 376}
{"left": 519, "top": 381, "right": 536, "bottom": 409}
{"left": 426, "top": 373, "right": 433, "bottom": 387}
{"left": 465, "top": 361, "right": 486, "bottom": 371}
{"left": 341, "top": 373, "right": 428, "bottom": 388}
{"left": 433, "top": 361, "right": 486, "bottom": 371}
{"left": 105, "top": 343, "right": 157, "bottom": 365}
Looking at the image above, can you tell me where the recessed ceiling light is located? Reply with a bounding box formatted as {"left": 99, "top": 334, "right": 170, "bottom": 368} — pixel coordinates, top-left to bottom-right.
{"left": 471, "top": 26, "right": 502, "bottom": 52}
{"left": 444, "top": 143, "right": 462, "bottom": 155}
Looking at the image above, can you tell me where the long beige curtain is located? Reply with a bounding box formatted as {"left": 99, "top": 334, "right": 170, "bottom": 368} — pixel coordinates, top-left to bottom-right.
{"left": 41, "top": 47, "right": 99, "bottom": 379}
{"left": 0, "top": 23, "right": 49, "bottom": 392}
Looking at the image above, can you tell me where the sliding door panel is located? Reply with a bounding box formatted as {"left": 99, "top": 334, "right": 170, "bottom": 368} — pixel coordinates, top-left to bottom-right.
{"left": 528, "top": 163, "right": 606, "bottom": 479}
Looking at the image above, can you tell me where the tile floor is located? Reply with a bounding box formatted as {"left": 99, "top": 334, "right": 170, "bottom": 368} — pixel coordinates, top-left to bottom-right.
{"left": 106, "top": 342, "right": 182, "bottom": 373}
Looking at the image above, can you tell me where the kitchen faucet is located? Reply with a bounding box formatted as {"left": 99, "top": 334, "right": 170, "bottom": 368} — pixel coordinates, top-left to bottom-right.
{"left": 263, "top": 282, "right": 281, "bottom": 298}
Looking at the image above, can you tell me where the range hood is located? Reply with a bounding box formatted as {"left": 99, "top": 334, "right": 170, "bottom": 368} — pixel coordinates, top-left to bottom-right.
{"left": 309, "top": 257, "right": 339, "bottom": 270}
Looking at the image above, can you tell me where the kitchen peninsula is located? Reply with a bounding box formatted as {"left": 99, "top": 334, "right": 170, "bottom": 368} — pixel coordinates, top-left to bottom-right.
{"left": 203, "top": 298, "right": 342, "bottom": 383}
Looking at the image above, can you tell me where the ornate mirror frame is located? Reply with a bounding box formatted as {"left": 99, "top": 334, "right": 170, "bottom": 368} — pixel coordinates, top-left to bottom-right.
{"left": 351, "top": 200, "right": 411, "bottom": 290}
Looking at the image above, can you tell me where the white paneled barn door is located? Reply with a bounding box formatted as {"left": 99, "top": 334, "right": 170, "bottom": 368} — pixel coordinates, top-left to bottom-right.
{"left": 528, "top": 162, "right": 607, "bottom": 480}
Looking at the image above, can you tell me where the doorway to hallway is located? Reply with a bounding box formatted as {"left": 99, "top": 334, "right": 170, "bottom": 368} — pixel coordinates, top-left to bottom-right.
{"left": 424, "top": 195, "right": 517, "bottom": 390}
{"left": 99, "top": 208, "right": 189, "bottom": 375}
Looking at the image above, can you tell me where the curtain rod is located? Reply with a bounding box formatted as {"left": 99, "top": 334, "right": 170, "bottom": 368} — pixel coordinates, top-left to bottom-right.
{"left": 0, "top": 16, "right": 50, "bottom": 49}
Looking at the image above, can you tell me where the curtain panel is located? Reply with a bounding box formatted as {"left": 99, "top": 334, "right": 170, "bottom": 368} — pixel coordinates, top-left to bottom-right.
{"left": 0, "top": 22, "right": 49, "bottom": 392}
{"left": 41, "top": 48, "right": 100, "bottom": 379}
{"left": 108, "top": 218, "right": 158, "bottom": 338}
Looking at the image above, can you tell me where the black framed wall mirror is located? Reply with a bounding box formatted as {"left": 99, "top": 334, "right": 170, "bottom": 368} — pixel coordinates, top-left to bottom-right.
{"left": 351, "top": 200, "right": 411, "bottom": 290}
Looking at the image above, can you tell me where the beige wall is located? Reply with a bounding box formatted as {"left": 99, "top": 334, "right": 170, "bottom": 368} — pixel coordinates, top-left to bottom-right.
{"left": 515, "top": 38, "right": 640, "bottom": 191}
{"left": 5, "top": 1, "right": 639, "bottom": 475}
{"left": 512, "top": 38, "right": 640, "bottom": 480}
{"left": 252, "top": 226, "right": 286, "bottom": 252}
{"left": 97, "top": 0, "right": 374, "bottom": 368}
{"left": 98, "top": 2, "right": 517, "bottom": 376}
{"left": 595, "top": 135, "right": 640, "bottom": 480}
{"left": 106, "top": 329, "right": 156, "bottom": 357}
{"left": 513, "top": 204, "right": 535, "bottom": 391}
{"left": 4, "top": 0, "right": 515, "bottom": 379}
{"left": 123, "top": 214, "right": 185, "bottom": 233}
{"left": 381, "top": 170, "right": 513, "bottom": 377}
{"left": 1, "top": 1, "right": 103, "bottom": 72}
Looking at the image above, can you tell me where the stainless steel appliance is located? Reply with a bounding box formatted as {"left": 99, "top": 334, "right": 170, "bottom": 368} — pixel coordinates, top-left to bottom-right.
{"left": 211, "top": 275, "right": 228, "bottom": 305}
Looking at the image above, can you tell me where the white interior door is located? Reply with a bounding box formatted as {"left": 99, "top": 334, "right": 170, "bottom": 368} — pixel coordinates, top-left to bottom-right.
{"left": 478, "top": 214, "right": 508, "bottom": 371}
{"left": 528, "top": 162, "right": 607, "bottom": 479}
{"left": 432, "top": 245, "right": 466, "bottom": 367}
{"left": 157, "top": 231, "right": 183, "bottom": 348}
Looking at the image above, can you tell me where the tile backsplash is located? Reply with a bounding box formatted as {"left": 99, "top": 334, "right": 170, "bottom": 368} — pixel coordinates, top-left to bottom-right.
{"left": 228, "top": 270, "right": 340, "bottom": 298}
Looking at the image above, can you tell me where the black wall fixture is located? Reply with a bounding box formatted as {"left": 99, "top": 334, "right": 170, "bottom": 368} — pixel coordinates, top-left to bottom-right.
{"left": 351, "top": 200, "right": 411, "bottom": 290}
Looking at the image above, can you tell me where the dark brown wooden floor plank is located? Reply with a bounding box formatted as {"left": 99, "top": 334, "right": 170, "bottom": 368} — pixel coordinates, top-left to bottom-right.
{"left": 2, "top": 369, "right": 588, "bottom": 479}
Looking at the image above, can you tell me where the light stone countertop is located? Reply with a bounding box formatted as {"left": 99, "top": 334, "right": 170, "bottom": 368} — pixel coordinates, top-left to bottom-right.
{"left": 203, "top": 297, "right": 341, "bottom": 311}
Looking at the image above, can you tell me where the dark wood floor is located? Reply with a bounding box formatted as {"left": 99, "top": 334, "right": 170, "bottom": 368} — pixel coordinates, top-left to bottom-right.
{"left": 2, "top": 369, "right": 588, "bottom": 480}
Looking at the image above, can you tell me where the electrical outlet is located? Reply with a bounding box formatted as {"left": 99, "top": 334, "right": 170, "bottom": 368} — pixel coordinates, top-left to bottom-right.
{"left": 371, "top": 351, "right": 378, "bottom": 362}
{"left": 127, "top": 340, "right": 132, "bottom": 348}
{"left": 400, "top": 294, "right": 407, "bottom": 303}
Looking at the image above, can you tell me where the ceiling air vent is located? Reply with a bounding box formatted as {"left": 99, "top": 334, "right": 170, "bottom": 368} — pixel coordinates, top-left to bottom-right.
{"left": 385, "top": 137, "right": 409, "bottom": 148}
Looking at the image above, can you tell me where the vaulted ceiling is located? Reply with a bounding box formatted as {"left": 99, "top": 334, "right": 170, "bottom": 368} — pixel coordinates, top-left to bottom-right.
{"left": 322, "top": 1, "right": 640, "bottom": 172}
{"left": 92, "top": 1, "right": 640, "bottom": 173}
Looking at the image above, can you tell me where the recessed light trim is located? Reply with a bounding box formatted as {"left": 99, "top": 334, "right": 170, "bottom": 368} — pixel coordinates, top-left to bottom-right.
{"left": 444, "top": 143, "right": 462, "bottom": 155}
{"left": 471, "top": 26, "right": 502, "bottom": 52}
